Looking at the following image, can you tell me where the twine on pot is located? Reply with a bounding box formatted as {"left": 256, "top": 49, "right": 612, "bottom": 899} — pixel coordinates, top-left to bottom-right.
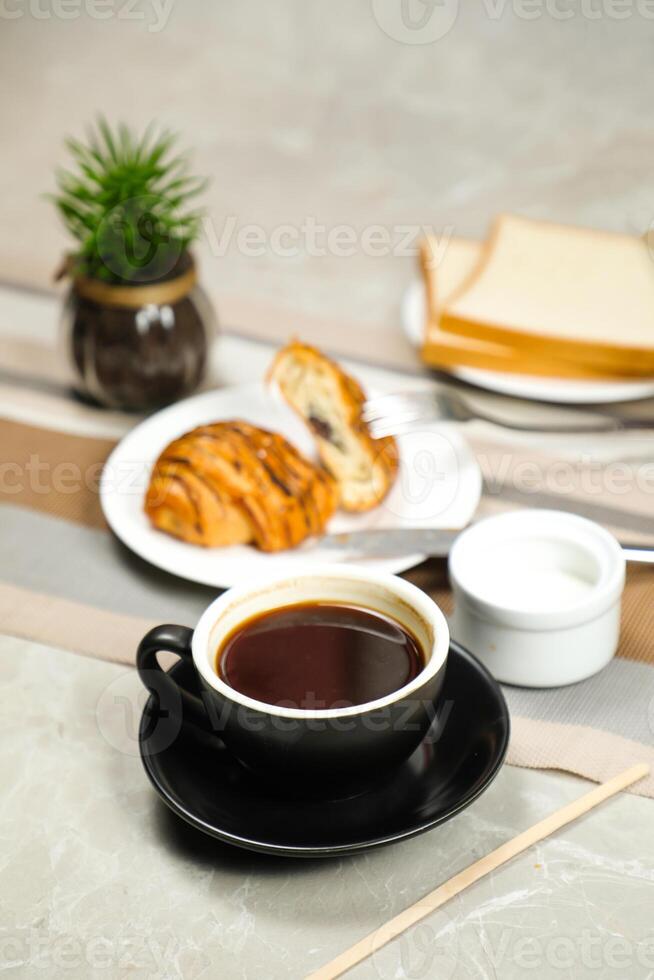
{"left": 55, "top": 255, "right": 198, "bottom": 309}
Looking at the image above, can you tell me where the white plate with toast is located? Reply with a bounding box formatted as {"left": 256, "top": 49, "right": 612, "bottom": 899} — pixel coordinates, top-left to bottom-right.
{"left": 406, "top": 216, "right": 654, "bottom": 405}
{"left": 403, "top": 281, "right": 654, "bottom": 405}
{"left": 100, "top": 382, "right": 481, "bottom": 588}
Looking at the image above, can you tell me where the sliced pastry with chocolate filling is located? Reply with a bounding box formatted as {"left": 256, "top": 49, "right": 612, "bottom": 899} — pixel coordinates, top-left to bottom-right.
{"left": 144, "top": 420, "right": 338, "bottom": 552}
{"left": 268, "top": 341, "right": 398, "bottom": 511}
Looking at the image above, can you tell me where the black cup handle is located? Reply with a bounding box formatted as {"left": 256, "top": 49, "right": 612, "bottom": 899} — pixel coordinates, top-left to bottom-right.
{"left": 137, "top": 624, "right": 208, "bottom": 732}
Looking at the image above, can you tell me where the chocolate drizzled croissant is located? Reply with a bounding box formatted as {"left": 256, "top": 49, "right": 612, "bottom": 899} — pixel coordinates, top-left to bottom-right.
{"left": 145, "top": 420, "right": 337, "bottom": 552}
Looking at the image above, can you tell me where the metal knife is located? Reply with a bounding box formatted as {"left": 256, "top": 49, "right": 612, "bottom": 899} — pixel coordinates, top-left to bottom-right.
{"left": 317, "top": 527, "right": 654, "bottom": 563}
{"left": 318, "top": 528, "right": 458, "bottom": 558}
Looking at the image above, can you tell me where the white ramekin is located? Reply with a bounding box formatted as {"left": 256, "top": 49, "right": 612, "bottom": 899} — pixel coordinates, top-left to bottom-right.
{"left": 449, "top": 509, "right": 626, "bottom": 687}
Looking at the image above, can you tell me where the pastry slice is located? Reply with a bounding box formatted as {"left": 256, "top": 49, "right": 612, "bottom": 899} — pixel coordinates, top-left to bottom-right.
{"left": 268, "top": 341, "right": 398, "bottom": 512}
{"left": 145, "top": 420, "right": 338, "bottom": 551}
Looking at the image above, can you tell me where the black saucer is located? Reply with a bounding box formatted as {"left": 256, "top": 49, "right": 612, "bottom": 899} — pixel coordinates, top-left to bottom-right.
{"left": 138, "top": 641, "right": 510, "bottom": 857}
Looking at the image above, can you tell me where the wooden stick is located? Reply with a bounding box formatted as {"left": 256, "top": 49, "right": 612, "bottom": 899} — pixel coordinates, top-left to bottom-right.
{"left": 307, "top": 763, "right": 649, "bottom": 980}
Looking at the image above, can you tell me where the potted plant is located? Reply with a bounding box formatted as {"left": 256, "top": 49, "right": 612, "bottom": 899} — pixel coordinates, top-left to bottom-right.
{"left": 53, "top": 119, "right": 216, "bottom": 411}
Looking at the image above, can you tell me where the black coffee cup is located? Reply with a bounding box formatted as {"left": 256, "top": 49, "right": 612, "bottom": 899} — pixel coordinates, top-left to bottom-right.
{"left": 137, "top": 565, "right": 449, "bottom": 781}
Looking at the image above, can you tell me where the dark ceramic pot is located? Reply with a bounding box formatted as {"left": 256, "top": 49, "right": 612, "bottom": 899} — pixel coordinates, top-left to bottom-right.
{"left": 60, "top": 255, "right": 216, "bottom": 411}
{"left": 136, "top": 567, "right": 450, "bottom": 787}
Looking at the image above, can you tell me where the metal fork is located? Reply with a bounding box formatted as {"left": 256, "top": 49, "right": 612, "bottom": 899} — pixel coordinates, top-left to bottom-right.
{"left": 363, "top": 387, "right": 654, "bottom": 438}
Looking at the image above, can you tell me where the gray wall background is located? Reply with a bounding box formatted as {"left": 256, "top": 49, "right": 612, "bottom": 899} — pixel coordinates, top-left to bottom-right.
{"left": 0, "top": 0, "right": 651, "bottom": 334}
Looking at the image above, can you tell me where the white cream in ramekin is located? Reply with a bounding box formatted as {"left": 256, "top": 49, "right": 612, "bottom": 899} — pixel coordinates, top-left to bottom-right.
{"left": 449, "top": 510, "right": 626, "bottom": 688}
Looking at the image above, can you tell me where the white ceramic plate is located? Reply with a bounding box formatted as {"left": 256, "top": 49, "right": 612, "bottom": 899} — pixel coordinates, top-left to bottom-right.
{"left": 402, "top": 280, "right": 654, "bottom": 405}
{"left": 100, "top": 383, "right": 482, "bottom": 588}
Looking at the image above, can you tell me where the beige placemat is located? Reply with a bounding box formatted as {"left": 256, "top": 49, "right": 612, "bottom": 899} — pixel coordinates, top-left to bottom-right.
{"left": 1, "top": 410, "right": 653, "bottom": 795}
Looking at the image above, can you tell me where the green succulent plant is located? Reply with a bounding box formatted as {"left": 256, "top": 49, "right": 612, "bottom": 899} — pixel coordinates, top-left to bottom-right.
{"left": 52, "top": 118, "right": 207, "bottom": 285}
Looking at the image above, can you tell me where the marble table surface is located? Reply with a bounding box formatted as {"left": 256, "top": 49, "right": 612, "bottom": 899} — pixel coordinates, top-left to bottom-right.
{"left": 1, "top": 635, "right": 653, "bottom": 980}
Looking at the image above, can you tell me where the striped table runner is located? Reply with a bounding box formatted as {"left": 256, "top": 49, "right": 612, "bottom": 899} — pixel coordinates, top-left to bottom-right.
{"left": 1, "top": 285, "right": 653, "bottom": 796}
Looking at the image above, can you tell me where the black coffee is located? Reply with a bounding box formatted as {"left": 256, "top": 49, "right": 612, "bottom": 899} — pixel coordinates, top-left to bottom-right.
{"left": 216, "top": 602, "right": 424, "bottom": 709}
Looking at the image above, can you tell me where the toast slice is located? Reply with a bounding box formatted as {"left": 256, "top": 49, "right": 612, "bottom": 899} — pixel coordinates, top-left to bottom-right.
{"left": 439, "top": 215, "right": 654, "bottom": 375}
{"left": 268, "top": 341, "right": 398, "bottom": 512}
{"left": 419, "top": 235, "right": 643, "bottom": 380}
